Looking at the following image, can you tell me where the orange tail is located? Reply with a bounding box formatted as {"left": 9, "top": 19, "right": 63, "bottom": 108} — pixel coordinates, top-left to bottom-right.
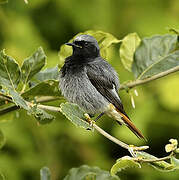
{"left": 118, "top": 111, "right": 146, "bottom": 140}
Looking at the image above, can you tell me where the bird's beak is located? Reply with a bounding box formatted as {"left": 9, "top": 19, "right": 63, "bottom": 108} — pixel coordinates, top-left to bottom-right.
{"left": 65, "top": 42, "right": 82, "bottom": 48}
{"left": 65, "top": 42, "right": 75, "bottom": 46}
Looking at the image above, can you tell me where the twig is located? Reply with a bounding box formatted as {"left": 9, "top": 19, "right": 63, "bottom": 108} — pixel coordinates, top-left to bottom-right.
{"left": 93, "top": 123, "right": 129, "bottom": 150}
{"left": 0, "top": 93, "right": 12, "bottom": 101}
{"left": 0, "top": 96, "right": 60, "bottom": 115}
{"left": 138, "top": 156, "right": 171, "bottom": 163}
{"left": 35, "top": 104, "right": 61, "bottom": 112}
{"left": 0, "top": 95, "right": 11, "bottom": 102}
{"left": 93, "top": 123, "right": 149, "bottom": 156}
{"left": 83, "top": 113, "right": 148, "bottom": 157}
{"left": 119, "top": 66, "right": 179, "bottom": 90}
{"left": 0, "top": 105, "right": 19, "bottom": 115}
{"left": 34, "top": 96, "right": 61, "bottom": 103}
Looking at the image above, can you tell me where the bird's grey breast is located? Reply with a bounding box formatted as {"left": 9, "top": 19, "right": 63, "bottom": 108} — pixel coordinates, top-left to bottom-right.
{"left": 59, "top": 63, "right": 109, "bottom": 114}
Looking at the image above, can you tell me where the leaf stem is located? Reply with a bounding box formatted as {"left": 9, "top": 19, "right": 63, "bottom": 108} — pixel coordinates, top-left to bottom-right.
{"left": 20, "top": 84, "right": 26, "bottom": 94}
{"left": 137, "top": 156, "right": 171, "bottom": 163}
{"left": 119, "top": 66, "right": 179, "bottom": 90}
{"left": 34, "top": 104, "right": 61, "bottom": 112}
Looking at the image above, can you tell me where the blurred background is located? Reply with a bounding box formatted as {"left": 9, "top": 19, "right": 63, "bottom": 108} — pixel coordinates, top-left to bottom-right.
{"left": 0, "top": 0, "right": 179, "bottom": 179}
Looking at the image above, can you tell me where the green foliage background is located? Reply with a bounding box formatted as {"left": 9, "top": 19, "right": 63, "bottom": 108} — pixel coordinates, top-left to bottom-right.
{"left": 0, "top": 0, "right": 179, "bottom": 179}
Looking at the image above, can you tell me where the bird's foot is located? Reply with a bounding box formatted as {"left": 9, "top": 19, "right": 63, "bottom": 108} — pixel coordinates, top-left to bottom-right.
{"left": 84, "top": 113, "right": 95, "bottom": 130}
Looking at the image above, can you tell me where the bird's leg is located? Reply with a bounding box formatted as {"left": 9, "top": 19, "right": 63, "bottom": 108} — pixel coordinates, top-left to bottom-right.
{"left": 84, "top": 113, "right": 95, "bottom": 130}
{"left": 94, "top": 112, "right": 105, "bottom": 122}
{"left": 84, "top": 112, "right": 105, "bottom": 130}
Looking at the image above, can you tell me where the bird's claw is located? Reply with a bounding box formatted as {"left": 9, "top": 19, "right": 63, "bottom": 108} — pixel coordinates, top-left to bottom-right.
{"left": 84, "top": 113, "right": 95, "bottom": 130}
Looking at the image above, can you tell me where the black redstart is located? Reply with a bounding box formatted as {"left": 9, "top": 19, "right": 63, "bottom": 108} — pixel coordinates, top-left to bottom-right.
{"left": 59, "top": 34, "right": 145, "bottom": 139}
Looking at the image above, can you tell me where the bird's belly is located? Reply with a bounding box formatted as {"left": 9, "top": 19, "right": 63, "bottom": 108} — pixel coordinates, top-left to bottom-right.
{"left": 59, "top": 74, "right": 109, "bottom": 114}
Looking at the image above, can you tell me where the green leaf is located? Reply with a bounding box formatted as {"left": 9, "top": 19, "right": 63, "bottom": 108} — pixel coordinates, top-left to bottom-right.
{"left": 0, "top": 50, "right": 21, "bottom": 89}
{"left": 60, "top": 103, "right": 91, "bottom": 129}
{"left": 0, "top": 129, "right": 5, "bottom": 149}
{"left": 120, "top": 33, "right": 141, "bottom": 72}
{"left": 32, "top": 107, "right": 54, "bottom": 124}
{"left": 110, "top": 156, "right": 141, "bottom": 176}
{"left": 1, "top": 86, "right": 54, "bottom": 124}
{"left": 40, "top": 167, "right": 51, "bottom": 180}
{"left": 34, "top": 66, "right": 59, "bottom": 82}
{"left": 132, "top": 34, "right": 179, "bottom": 79}
{"left": 7, "top": 88, "right": 30, "bottom": 111}
{"left": 171, "top": 156, "right": 179, "bottom": 169}
{"left": 59, "top": 44, "right": 72, "bottom": 67}
{"left": 0, "top": 0, "right": 8, "bottom": 4}
{"left": 21, "top": 47, "right": 46, "bottom": 84}
{"left": 22, "top": 80, "right": 61, "bottom": 98}
{"left": 136, "top": 151, "right": 174, "bottom": 172}
{"left": 59, "top": 30, "right": 121, "bottom": 65}
{"left": 64, "top": 165, "right": 120, "bottom": 180}
{"left": 0, "top": 173, "right": 5, "bottom": 180}
{"left": 86, "top": 30, "right": 121, "bottom": 59}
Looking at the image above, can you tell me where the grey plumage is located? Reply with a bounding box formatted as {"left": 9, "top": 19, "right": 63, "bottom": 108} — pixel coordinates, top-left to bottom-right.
{"left": 59, "top": 34, "right": 145, "bottom": 139}
{"left": 59, "top": 56, "right": 119, "bottom": 114}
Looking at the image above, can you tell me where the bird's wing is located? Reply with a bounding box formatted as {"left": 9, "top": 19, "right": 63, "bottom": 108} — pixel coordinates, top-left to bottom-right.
{"left": 86, "top": 61, "right": 145, "bottom": 139}
{"left": 86, "top": 62, "right": 128, "bottom": 117}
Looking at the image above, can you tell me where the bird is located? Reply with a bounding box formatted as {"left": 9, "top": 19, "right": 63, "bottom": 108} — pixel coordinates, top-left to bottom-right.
{"left": 59, "top": 34, "right": 145, "bottom": 139}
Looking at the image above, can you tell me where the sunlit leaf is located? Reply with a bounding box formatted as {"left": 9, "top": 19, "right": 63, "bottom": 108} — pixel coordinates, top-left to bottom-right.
{"left": 34, "top": 66, "right": 59, "bottom": 82}
{"left": 0, "top": 129, "right": 5, "bottom": 149}
{"left": 24, "top": 0, "right": 28, "bottom": 4}
{"left": 32, "top": 107, "right": 54, "bottom": 124}
{"left": 59, "top": 30, "right": 121, "bottom": 65}
{"left": 22, "top": 80, "right": 61, "bottom": 98}
{"left": 58, "top": 44, "right": 72, "bottom": 67}
{"left": 40, "top": 167, "right": 51, "bottom": 180}
{"left": 171, "top": 156, "right": 179, "bottom": 169}
{"left": 64, "top": 165, "right": 120, "bottom": 180}
{"left": 120, "top": 33, "right": 141, "bottom": 72}
{"left": 21, "top": 47, "right": 46, "bottom": 84}
{"left": 0, "top": 50, "right": 21, "bottom": 89}
{"left": 8, "top": 88, "right": 30, "bottom": 111}
{"left": 175, "top": 148, "right": 179, "bottom": 153}
{"left": 60, "top": 103, "right": 91, "bottom": 129}
{"left": 111, "top": 156, "right": 141, "bottom": 176}
{"left": 86, "top": 30, "right": 121, "bottom": 59}
{"left": 132, "top": 34, "right": 179, "bottom": 79}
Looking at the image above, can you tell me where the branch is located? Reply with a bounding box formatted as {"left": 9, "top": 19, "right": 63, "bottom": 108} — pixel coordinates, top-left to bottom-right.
{"left": 0, "top": 96, "right": 60, "bottom": 116}
{"left": 34, "top": 104, "right": 61, "bottom": 112}
{"left": 92, "top": 122, "right": 149, "bottom": 154}
{"left": 138, "top": 156, "right": 171, "bottom": 163}
{"left": 0, "top": 105, "right": 19, "bottom": 115}
{"left": 0, "top": 100, "right": 174, "bottom": 163}
{"left": 119, "top": 66, "right": 179, "bottom": 90}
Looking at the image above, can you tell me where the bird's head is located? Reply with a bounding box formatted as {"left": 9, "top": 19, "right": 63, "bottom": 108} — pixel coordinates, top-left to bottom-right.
{"left": 65, "top": 35, "right": 100, "bottom": 59}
